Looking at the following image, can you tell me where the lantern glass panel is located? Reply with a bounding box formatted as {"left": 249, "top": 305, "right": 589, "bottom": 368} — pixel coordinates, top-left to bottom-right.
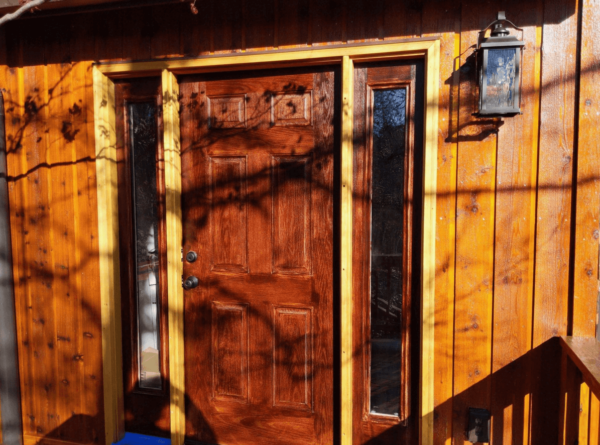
{"left": 485, "top": 48, "right": 518, "bottom": 109}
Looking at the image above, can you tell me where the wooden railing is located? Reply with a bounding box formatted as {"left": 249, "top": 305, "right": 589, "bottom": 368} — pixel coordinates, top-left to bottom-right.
{"left": 559, "top": 336, "right": 600, "bottom": 445}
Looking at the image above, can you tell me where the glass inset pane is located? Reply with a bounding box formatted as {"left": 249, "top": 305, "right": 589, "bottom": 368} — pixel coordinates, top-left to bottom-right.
{"left": 369, "top": 88, "right": 406, "bottom": 416}
{"left": 485, "top": 48, "right": 517, "bottom": 109}
{"left": 130, "top": 102, "right": 161, "bottom": 390}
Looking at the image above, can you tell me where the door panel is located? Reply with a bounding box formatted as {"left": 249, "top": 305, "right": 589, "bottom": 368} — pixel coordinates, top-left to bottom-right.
{"left": 352, "top": 60, "right": 424, "bottom": 444}
{"left": 180, "top": 66, "right": 337, "bottom": 445}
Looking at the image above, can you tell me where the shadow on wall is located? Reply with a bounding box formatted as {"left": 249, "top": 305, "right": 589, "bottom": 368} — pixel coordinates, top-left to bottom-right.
{"left": 0, "top": 0, "right": 591, "bottom": 442}
{"left": 29, "top": 339, "right": 566, "bottom": 445}
{"left": 29, "top": 391, "right": 217, "bottom": 445}
{"left": 0, "top": 0, "right": 577, "bottom": 67}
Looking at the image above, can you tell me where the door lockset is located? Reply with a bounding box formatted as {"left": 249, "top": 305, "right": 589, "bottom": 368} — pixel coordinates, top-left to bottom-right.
{"left": 183, "top": 276, "right": 199, "bottom": 290}
{"left": 186, "top": 251, "right": 198, "bottom": 263}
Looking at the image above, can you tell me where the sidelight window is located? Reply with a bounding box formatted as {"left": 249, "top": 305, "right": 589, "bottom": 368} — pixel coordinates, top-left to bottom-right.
{"left": 369, "top": 88, "right": 408, "bottom": 416}
{"left": 116, "top": 79, "right": 170, "bottom": 435}
{"left": 129, "top": 102, "right": 162, "bottom": 390}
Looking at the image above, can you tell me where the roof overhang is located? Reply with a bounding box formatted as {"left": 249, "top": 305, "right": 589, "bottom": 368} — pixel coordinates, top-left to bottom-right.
{"left": 0, "top": 0, "right": 181, "bottom": 15}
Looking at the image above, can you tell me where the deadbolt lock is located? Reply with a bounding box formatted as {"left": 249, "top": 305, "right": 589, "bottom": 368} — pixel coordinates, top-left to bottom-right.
{"left": 186, "top": 251, "right": 198, "bottom": 263}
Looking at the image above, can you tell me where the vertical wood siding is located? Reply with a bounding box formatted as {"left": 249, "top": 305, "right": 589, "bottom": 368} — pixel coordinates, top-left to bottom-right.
{"left": 0, "top": 0, "right": 598, "bottom": 443}
{"left": 0, "top": 16, "right": 103, "bottom": 445}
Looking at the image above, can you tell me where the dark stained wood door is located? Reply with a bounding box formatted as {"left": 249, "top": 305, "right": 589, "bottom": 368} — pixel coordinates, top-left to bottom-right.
{"left": 179, "top": 66, "right": 338, "bottom": 445}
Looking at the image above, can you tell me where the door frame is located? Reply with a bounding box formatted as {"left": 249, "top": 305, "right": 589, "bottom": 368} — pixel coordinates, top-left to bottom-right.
{"left": 93, "top": 38, "right": 439, "bottom": 445}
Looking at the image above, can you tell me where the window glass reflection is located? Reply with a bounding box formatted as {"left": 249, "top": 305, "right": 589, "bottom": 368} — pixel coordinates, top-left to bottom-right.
{"left": 485, "top": 48, "right": 517, "bottom": 109}
{"left": 369, "top": 88, "right": 406, "bottom": 416}
{"left": 130, "top": 102, "right": 161, "bottom": 390}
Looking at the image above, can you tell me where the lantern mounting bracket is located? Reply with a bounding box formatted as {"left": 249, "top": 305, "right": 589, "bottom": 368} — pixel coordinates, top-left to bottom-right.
{"left": 478, "top": 11, "right": 523, "bottom": 50}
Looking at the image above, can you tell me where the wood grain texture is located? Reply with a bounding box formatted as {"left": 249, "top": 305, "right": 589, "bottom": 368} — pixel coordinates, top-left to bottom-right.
{"left": 492, "top": 0, "right": 542, "bottom": 372}
{"left": 212, "top": 302, "right": 249, "bottom": 402}
{"left": 161, "top": 69, "right": 185, "bottom": 445}
{"left": 420, "top": 2, "right": 460, "bottom": 444}
{"left": 94, "top": 67, "right": 125, "bottom": 445}
{"left": 351, "top": 64, "right": 367, "bottom": 445}
{"left": 560, "top": 337, "right": 600, "bottom": 445}
{"left": 0, "top": 64, "right": 31, "bottom": 442}
{"left": 452, "top": 2, "right": 496, "bottom": 445}
{"left": 273, "top": 306, "right": 313, "bottom": 410}
{"left": 591, "top": 392, "right": 600, "bottom": 445}
{"left": 277, "top": 0, "right": 309, "bottom": 49}
{"left": 2, "top": 3, "right": 598, "bottom": 445}
{"left": 421, "top": 37, "right": 439, "bottom": 445}
{"left": 531, "top": 2, "right": 580, "bottom": 443}
{"left": 533, "top": 0, "right": 579, "bottom": 348}
{"left": 561, "top": 337, "right": 600, "bottom": 400}
{"left": 209, "top": 156, "right": 248, "bottom": 272}
{"left": 341, "top": 55, "right": 354, "bottom": 445}
{"left": 572, "top": 0, "right": 600, "bottom": 338}
{"left": 180, "top": 66, "right": 336, "bottom": 445}
{"left": 96, "top": 41, "right": 438, "bottom": 76}
{"left": 579, "top": 382, "right": 591, "bottom": 445}
{"left": 350, "top": 58, "right": 426, "bottom": 445}
{"left": 559, "top": 346, "right": 581, "bottom": 445}
{"left": 0, "top": 41, "right": 104, "bottom": 445}
{"left": 490, "top": 3, "right": 543, "bottom": 445}
{"left": 272, "top": 156, "right": 312, "bottom": 273}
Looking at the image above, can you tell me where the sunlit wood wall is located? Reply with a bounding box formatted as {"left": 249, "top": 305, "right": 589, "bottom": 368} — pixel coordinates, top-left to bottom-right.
{"left": 0, "top": 0, "right": 599, "bottom": 444}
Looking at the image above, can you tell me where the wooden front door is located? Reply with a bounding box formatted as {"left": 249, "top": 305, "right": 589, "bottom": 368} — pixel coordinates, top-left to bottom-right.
{"left": 179, "top": 66, "right": 337, "bottom": 445}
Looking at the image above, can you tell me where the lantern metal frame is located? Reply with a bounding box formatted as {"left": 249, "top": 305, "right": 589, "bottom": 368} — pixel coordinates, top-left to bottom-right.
{"left": 477, "top": 12, "right": 525, "bottom": 116}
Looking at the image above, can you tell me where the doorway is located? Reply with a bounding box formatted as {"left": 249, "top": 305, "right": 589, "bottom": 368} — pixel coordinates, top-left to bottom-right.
{"left": 94, "top": 39, "right": 439, "bottom": 445}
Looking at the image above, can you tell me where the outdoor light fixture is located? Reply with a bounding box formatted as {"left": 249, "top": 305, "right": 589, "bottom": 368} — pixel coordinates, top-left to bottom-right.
{"left": 477, "top": 12, "right": 524, "bottom": 116}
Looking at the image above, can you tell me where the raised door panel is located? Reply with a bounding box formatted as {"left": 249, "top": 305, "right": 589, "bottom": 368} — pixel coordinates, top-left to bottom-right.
{"left": 272, "top": 156, "right": 312, "bottom": 274}
{"left": 208, "top": 95, "right": 247, "bottom": 129}
{"left": 273, "top": 306, "right": 313, "bottom": 411}
{"left": 272, "top": 92, "right": 312, "bottom": 126}
{"left": 210, "top": 156, "right": 248, "bottom": 273}
{"left": 212, "top": 302, "right": 249, "bottom": 402}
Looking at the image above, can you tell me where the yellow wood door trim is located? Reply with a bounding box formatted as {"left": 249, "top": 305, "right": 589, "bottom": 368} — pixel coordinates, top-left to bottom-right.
{"left": 340, "top": 55, "right": 354, "bottom": 445}
{"left": 161, "top": 70, "right": 185, "bottom": 445}
{"left": 96, "top": 38, "right": 438, "bottom": 77}
{"left": 93, "top": 39, "right": 439, "bottom": 445}
{"left": 92, "top": 66, "right": 125, "bottom": 445}
{"left": 421, "top": 39, "right": 440, "bottom": 445}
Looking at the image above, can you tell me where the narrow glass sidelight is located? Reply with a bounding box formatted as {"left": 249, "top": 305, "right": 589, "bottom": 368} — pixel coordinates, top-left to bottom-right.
{"left": 369, "top": 88, "right": 407, "bottom": 416}
{"left": 129, "top": 102, "right": 162, "bottom": 390}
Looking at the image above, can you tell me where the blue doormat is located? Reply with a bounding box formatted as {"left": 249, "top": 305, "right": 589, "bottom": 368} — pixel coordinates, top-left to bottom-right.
{"left": 113, "top": 432, "right": 171, "bottom": 445}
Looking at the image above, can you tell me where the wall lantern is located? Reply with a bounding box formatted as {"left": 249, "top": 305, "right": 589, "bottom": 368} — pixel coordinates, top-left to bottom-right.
{"left": 478, "top": 12, "right": 525, "bottom": 116}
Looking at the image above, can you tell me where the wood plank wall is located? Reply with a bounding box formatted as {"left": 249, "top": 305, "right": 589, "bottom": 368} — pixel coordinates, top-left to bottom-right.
{"left": 0, "top": 0, "right": 599, "bottom": 444}
{"left": 0, "top": 13, "right": 104, "bottom": 445}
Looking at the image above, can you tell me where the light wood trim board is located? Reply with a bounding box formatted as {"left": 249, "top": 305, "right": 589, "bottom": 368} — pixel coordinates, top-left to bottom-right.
{"left": 161, "top": 69, "right": 185, "bottom": 445}
{"left": 340, "top": 55, "right": 354, "bottom": 445}
{"left": 93, "top": 66, "right": 125, "bottom": 445}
